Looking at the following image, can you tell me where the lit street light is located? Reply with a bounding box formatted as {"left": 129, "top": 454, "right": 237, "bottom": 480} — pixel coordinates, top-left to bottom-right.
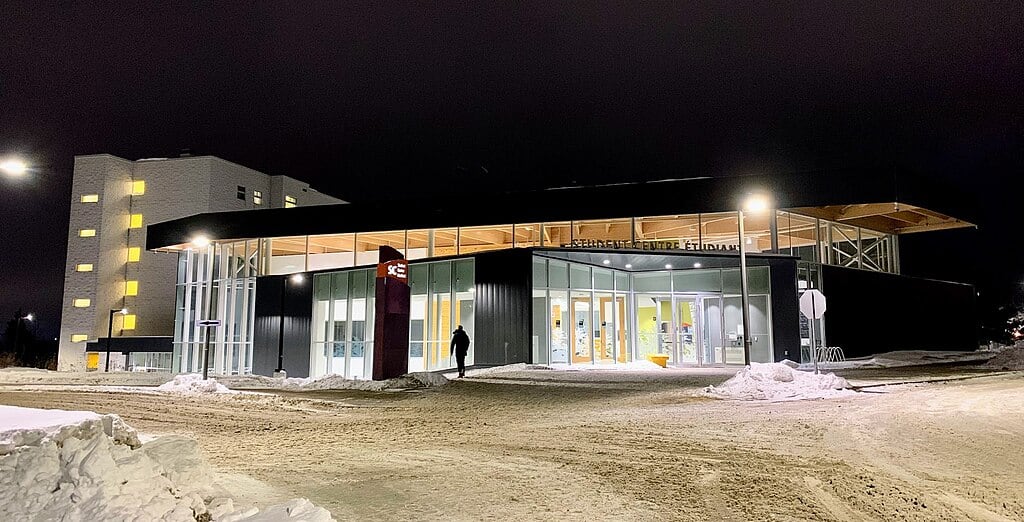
{"left": 105, "top": 308, "right": 129, "bottom": 372}
{"left": 738, "top": 193, "right": 770, "bottom": 366}
{"left": 0, "top": 158, "right": 28, "bottom": 176}
{"left": 13, "top": 312, "right": 33, "bottom": 363}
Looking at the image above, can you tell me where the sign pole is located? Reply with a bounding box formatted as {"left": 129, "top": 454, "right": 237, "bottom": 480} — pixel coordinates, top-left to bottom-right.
{"left": 810, "top": 294, "right": 819, "bottom": 375}
{"left": 202, "top": 325, "right": 212, "bottom": 380}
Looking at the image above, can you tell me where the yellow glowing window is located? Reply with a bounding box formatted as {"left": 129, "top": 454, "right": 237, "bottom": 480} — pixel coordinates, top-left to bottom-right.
{"left": 81, "top": 194, "right": 99, "bottom": 203}
{"left": 71, "top": 334, "right": 89, "bottom": 343}
{"left": 129, "top": 214, "right": 143, "bottom": 228}
{"left": 125, "top": 280, "right": 139, "bottom": 296}
{"left": 284, "top": 195, "right": 297, "bottom": 208}
{"left": 130, "top": 180, "right": 146, "bottom": 195}
{"left": 122, "top": 314, "right": 137, "bottom": 330}
{"left": 79, "top": 229, "right": 97, "bottom": 237}
{"left": 76, "top": 263, "right": 94, "bottom": 272}
{"left": 127, "top": 247, "right": 141, "bottom": 262}
{"left": 73, "top": 298, "right": 91, "bottom": 308}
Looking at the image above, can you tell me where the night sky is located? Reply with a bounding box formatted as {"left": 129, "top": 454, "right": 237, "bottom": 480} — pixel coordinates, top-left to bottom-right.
{"left": 1, "top": 3, "right": 1021, "bottom": 339}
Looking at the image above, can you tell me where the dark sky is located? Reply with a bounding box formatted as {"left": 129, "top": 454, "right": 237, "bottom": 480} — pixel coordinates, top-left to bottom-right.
{"left": 1, "top": 2, "right": 1021, "bottom": 339}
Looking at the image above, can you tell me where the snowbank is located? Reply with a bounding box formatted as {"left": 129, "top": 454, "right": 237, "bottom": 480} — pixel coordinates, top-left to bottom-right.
{"left": 984, "top": 345, "right": 1024, "bottom": 370}
{"left": 0, "top": 405, "right": 334, "bottom": 521}
{"left": 459, "top": 363, "right": 554, "bottom": 378}
{"left": 704, "top": 362, "right": 855, "bottom": 401}
{"left": 157, "top": 373, "right": 235, "bottom": 394}
{"left": 800, "top": 350, "right": 995, "bottom": 370}
{"left": 220, "top": 371, "right": 449, "bottom": 391}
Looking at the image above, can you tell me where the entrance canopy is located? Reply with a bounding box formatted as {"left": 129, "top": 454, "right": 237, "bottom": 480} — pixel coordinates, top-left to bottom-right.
{"left": 789, "top": 203, "right": 973, "bottom": 235}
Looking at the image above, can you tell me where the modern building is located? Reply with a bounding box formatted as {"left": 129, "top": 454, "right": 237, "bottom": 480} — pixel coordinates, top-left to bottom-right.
{"left": 141, "top": 168, "right": 977, "bottom": 379}
{"left": 58, "top": 153, "right": 344, "bottom": 371}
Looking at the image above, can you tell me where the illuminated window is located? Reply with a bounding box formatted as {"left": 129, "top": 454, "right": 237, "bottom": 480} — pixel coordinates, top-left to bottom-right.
{"left": 125, "top": 280, "right": 139, "bottom": 296}
{"left": 70, "top": 334, "right": 89, "bottom": 343}
{"left": 79, "top": 229, "right": 96, "bottom": 237}
{"left": 284, "top": 195, "right": 297, "bottom": 208}
{"left": 127, "top": 247, "right": 141, "bottom": 262}
{"left": 253, "top": 190, "right": 263, "bottom": 205}
{"left": 129, "top": 214, "right": 143, "bottom": 228}
{"left": 73, "top": 298, "right": 91, "bottom": 308}
{"left": 122, "top": 314, "right": 137, "bottom": 330}
{"left": 76, "top": 263, "right": 94, "bottom": 272}
{"left": 130, "top": 180, "right": 145, "bottom": 195}
{"left": 81, "top": 194, "right": 99, "bottom": 203}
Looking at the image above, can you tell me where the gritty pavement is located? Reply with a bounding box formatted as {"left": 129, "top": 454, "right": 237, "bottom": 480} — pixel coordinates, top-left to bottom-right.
{"left": 1, "top": 368, "right": 1023, "bottom": 521}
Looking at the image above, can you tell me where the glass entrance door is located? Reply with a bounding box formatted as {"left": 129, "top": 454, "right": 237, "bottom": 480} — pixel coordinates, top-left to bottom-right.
{"left": 673, "top": 297, "right": 699, "bottom": 365}
{"left": 571, "top": 293, "right": 592, "bottom": 364}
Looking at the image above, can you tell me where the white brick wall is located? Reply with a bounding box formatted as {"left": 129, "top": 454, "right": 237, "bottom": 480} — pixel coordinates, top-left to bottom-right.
{"left": 57, "top": 154, "right": 344, "bottom": 370}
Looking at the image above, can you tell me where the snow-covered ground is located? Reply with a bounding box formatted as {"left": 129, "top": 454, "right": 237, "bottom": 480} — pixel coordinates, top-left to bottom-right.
{"left": 0, "top": 405, "right": 333, "bottom": 521}
{"left": 799, "top": 349, "right": 997, "bottom": 370}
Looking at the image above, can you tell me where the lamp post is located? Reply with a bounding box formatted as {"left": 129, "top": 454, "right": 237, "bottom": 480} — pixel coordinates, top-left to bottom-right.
{"left": 13, "top": 312, "right": 33, "bottom": 363}
{"left": 738, "top": 194, "right": 769, "bottom": 366}
{"left": 276, "top": 273, "right": 305, "bottom": 377}
{"left": 0, "top": 158, "right": 28, "bottom": 177}
{"left": 105, "top": 308, "right": 128, "bottom": 372}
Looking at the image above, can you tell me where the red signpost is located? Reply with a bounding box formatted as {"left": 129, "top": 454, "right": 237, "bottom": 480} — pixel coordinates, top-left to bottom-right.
{"left": 371, "top": 246, "right": 411, "bottom": 380}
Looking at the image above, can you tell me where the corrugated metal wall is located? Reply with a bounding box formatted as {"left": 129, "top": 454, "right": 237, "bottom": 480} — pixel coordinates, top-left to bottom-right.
{"left": 767, "top": 259, "right": 800, "bottom": 362}
{"left": 253, "top": 275, "right": 313, "bottom": 377}
{"left": 472, "top": 249, "right": 533, "bottom": 365}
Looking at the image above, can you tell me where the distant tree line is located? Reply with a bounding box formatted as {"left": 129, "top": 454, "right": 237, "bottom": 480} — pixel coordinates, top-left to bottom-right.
{"left": 1, "top": 310, "right": 57, "bottom": 369}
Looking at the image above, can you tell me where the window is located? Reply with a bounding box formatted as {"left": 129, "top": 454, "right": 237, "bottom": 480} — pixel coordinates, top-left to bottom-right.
{"left": 130, "top": 180, "right": 145, "bottom": 196}
{"left": 253, "top": 190, "right": 263, "bottom": 205}
{"left": 127, "top": 247, "right": 141, "bottom": 262}
{"left": 125, "top": 280, "right": 139, "bottom": 296}
{"left": 73, "top": 298, "right": 91, "bottom": 308}
{"left": 284, "top": 195, "right": 297, "bottom": 208}
{"left": 79, "top": 229, "right": 97, "bottom": 237}
{"left": 122, "top": 314, "right": 137, "bottom": 330}
{"left": 129, "top": 214, "right": 143, "bottom": 229}
{"left": 81, "top": 194, "right": 99, "bottom": 203}
{"left": 76, "top": 264, "right": 94, "bottom": 272}
{"left": 70, "top": 334, "right": 88, "bottom": 343}
{"left": 237, "top": 186, "right": 246, "bottom": 200}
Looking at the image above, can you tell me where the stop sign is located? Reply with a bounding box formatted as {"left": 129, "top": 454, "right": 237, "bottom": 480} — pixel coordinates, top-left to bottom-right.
{"left": 799, "top": 289, "right": 827, "bottom": 319}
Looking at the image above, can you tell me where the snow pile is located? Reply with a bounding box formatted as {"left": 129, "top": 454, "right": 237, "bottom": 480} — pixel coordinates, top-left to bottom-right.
{"left": 157, "top": 373, "right": 235, "bottom": 394}
{"left": 221, "top": 371, "right": 448, "bottom": 391}
{"left": 984, "top": 345, "right": 1024, "bottom": 370}
{"left": 704, "top": 362, "right": 855, "bottom": 401}
{"left": 0, "top": 405, "right": 334, "bottom": 521}
{"left": 462, "top": 363, "right": 554, "bottom": 378}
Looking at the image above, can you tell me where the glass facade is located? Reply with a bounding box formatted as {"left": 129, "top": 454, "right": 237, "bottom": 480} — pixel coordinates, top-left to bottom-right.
{"left": 169, "top": 206, "right": 902, "bottom": 376}
{"left": 173, "top": 239, "right": 260, "bottom": 375}
{"left": 310, "top": 258, "right": 475, "bottom": 379}
{"left": 531, "top": 256, "right": 773, "bottom": 366}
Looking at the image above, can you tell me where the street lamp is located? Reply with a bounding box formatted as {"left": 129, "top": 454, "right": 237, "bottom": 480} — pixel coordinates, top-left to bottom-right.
{"left": 738, "top": 193, "right": 770, "bottom": 366}
{"left": 13, "top": 312, "right": 32, "bottom": 363}
{"left": 105, "top": 308, "right": 128, "bottom": 372}
{"left": 275, "top": 273, "right": 306, "bottom": 377}
{"left": 0, "top": 158, "right": 28, "bottom": 177}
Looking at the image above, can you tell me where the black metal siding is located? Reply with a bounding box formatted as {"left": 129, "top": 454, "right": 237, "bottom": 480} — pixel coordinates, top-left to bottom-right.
{"left": 472, "top": 249, "right": 533, "bottom": 365}
{"left": 821, "top": 265, "right": 977, "bottom": 357}
{"left": 253, "top": 275, "right": 314, "bottom": 377}
{"left": 767, "top": 259, "right": 801, "bottom": 362}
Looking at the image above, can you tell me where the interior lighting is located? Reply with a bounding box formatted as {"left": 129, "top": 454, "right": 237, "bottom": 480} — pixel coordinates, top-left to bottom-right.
{"left": 693, "top": 262, "right": 702, "bottom": 268}
{"left": 191, "top": 235, "right": 210, "bottom": 248}
{"left": 665, "top": 264, "right": 673, "bottom": 269}
{"left": 624, "top": 264, "right": 632, "bottom": 269}
{"left": 602, "top": 259, "right": 611, "bottom": 265}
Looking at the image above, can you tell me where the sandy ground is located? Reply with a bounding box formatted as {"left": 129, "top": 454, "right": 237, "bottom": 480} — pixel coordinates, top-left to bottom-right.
{"left": 2, "top": 368, "right": 1023, "bottom": 521}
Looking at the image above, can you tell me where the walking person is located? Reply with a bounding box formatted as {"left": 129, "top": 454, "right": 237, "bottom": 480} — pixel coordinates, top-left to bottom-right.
{"left": 450, "top": 325, "right": 471, "bottom": 378}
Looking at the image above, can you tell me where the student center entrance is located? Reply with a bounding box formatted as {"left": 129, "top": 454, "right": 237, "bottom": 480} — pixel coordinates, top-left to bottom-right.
{"left": 144, "top": 172, "right": 978, "bottom": 379}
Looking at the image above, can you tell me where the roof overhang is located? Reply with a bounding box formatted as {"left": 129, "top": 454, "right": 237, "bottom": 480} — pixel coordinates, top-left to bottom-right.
{"left": 786, "top": 203, "right": 974, "bottom": 234}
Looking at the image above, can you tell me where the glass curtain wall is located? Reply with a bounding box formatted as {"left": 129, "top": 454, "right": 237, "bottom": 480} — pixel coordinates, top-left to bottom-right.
{"left": 312, "top": 259, "right": 474, "bottom": 379}
{"left": 172, "top": 239, "right": 259, "bottom": 375}
{"left": 532, "top": 256, "right": 772, "bottom": 366}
